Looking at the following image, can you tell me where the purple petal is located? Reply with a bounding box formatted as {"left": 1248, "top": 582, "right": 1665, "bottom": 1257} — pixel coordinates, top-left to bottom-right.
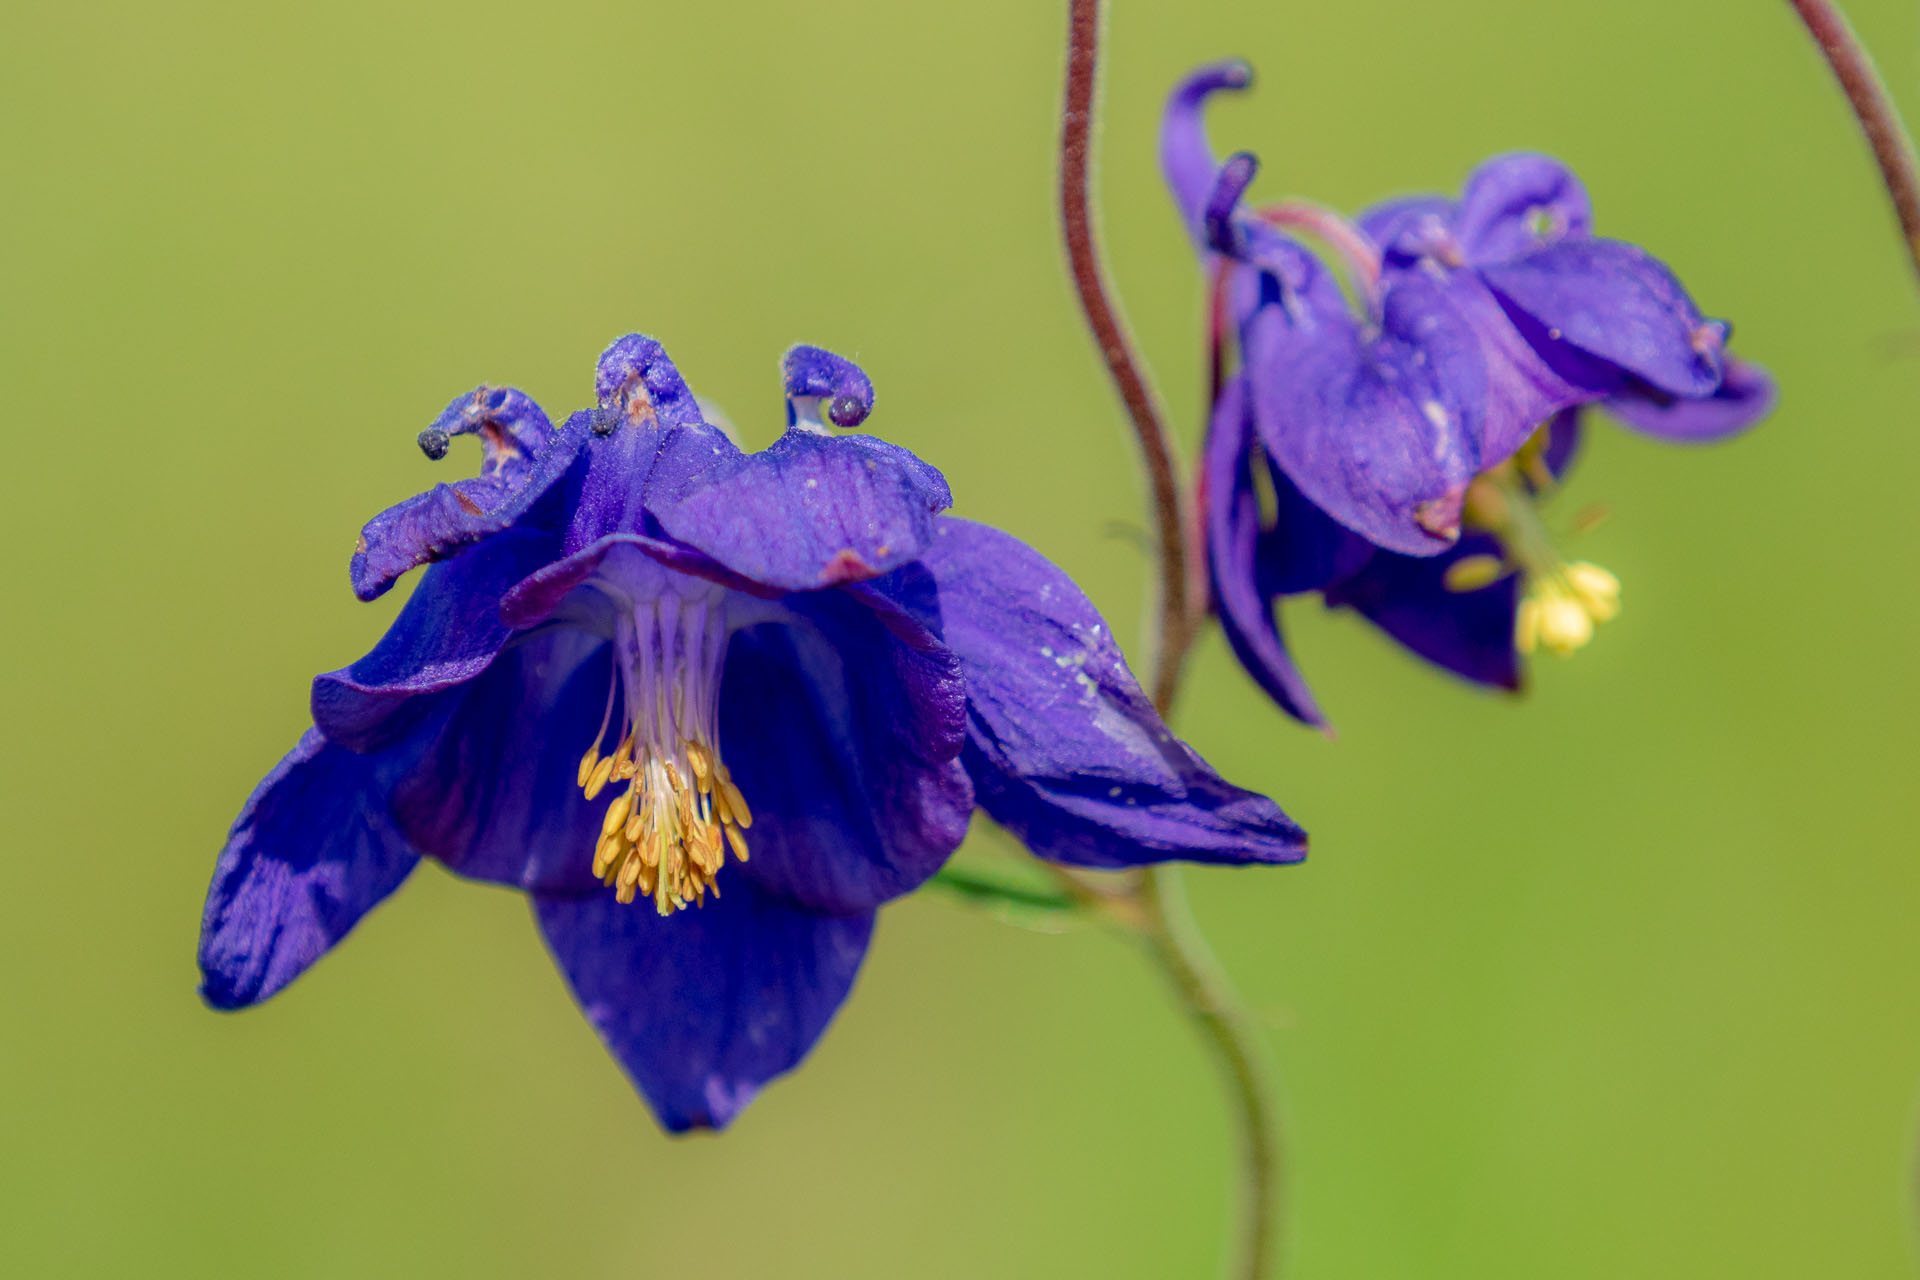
{"left": 1454, "top": 153, "right": 1593, "bottom": 263}
{"left": 1479, "top": 238, "right": 1724, "bottom": 398}
{"left": 557, "top": 413, "right": 746, "bottom": 556}
{"left": 651, "top": 430, "right": 952, "bottom": 592}
{"left": 723, "top": 580, "right": 972, "bottom": 914}
{"left": 1605, "top": 356, "right": 1776, "bottom": 442}
{"left": 1202, "top": 377, "right": 1339, "bottom": 727}
{"left": 533, "top": 881, "right": 873, "bottom": 1132}
{"left": 199, "top": 729, "right": 421, "bottom": 1010}
{"left": 350, "top": 394, "right": 581, "bottom": 602}
{"left": 1542, "top": 408, "right": 1586, "bottom": 478}
{"left": 388, "top": 629, "right": 611, "bottom": 896}
{"left": 1244, "top": 264, "right": 1486, "bottom": 557}
{"left": 594, "top": 334, "right": 705, "bottom": 430}
{"left": 911, "top": 518, "right": 1307, "bottom": 869}
{"left": 1358, "top": 195, "right": 1457, "bottom": 269}
{"left": 1325, "top": 534, "right": 1522, "bottom": 691}
{"left": 1439, "top": 269, "right": 1594, "bottom": 472}
{"left": 1160, "top": 60, "right": 1253, "bottom": 243}
{"left": 313, "top": 526, "right": 561, "bottom": 752}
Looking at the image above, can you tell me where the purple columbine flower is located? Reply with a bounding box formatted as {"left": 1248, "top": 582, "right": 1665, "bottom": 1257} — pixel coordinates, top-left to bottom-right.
{"left": 199, "top": 333, "right": 1305, "bottom": 1131}
{"left": 1162, "top": 62, "right": 1776, "bottom": 727}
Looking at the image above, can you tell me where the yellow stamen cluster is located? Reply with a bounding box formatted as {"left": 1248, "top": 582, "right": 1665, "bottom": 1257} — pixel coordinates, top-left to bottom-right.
{"left": 1516, "top": 561, "right": 1620, "bottom": 656}
{"left": 577, "top": 734, "right": 752, "bottom": 914}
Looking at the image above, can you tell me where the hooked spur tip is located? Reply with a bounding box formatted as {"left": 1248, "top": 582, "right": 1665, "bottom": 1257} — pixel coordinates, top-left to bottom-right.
{"left": 1183, "top": 58, "right": 1254, "bottom": 95}
{"left": 782, "top": 344, "right": 875, "bottom": 427}
{"left": 827, "top": 394, "right": 869, "bottom": 429}
{"left": 417, "top": 426, "right": 451, "bottom": 460}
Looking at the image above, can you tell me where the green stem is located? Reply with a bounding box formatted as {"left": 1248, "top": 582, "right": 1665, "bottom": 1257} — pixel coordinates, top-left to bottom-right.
{"left": 1135, "top": 866, "right": 1282, "bottom": 1280}
{"left": 928, "top": 865, "right": 1078, "bottom": 913}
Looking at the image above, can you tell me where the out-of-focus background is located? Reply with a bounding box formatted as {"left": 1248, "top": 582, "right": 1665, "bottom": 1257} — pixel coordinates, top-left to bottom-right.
{"left": 4, "top": 0, "right": 1917, "bottom": 1274}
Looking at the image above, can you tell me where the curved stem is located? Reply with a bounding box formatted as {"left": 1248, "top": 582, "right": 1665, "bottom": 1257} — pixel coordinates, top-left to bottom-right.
{"left": 1057, "top": 3, "right": 1284, "bottom": 1274}
{"left": 1786, "top": 0, "right": 1920, "bottom": 286}
{"left": 1138, "top": 865, "right": 1281, "bottom": 1280}
{"left": 1059, "top": 0, "right": 1193, "bottom": 710}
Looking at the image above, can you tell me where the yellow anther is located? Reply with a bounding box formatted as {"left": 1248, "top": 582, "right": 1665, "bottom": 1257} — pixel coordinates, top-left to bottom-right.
{"left": 1442, "top": 554, "right": 1508, "bottom": 593}
{"left": 724, "top": 824, "right": 749, "bottom": 863}
{"left": 602, "top": 789, "right": 633, "bottom": 838}
{"left": 720, "top": 778, "right": 752, "bottom": 829}
{"left": 1565, "top": 561, "right": 1620, "bottom": 622}
{"left": 576, "top": 747, "right": 600, "bottom": 790}
{"left": 1516, "top": 558, "right": 1621, "bottom": 657}
{"left": 1535, "top": 593, "right": 1594, "bottom": 654}
{"left": 583, "top": 755, "right": 616, "bottom": 800}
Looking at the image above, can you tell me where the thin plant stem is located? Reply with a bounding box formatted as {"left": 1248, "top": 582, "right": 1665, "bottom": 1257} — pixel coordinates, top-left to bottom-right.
{"left": 1786, "top": 0, "right": 1920, "bottom": 286}
{"left": 1058, "top": 2, "right": 1285, "bottom": 1276}
{"left": 1138, "top": 866, "right": 1281, "bottom": 1280}
{"left": 1059, "top": 0, "right": 1193, "bottom": 711}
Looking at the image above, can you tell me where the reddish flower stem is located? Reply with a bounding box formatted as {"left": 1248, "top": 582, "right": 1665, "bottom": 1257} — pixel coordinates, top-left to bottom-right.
{"left": 1058, "top": 3, "right": 1284, "bottom": 1276}
{"left": 1059, "top": 0, "right": 1193, "bottom": 711}
{"left": 1786, "top": 0, "right": 1920, "bottom": 286}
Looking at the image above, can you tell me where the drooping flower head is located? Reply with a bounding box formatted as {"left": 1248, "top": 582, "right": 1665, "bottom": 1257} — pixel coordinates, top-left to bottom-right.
{"left": 202, "top": 333, "right": 1305, "bottom": 1130}
{"left": 1162, "top": 62, "right": 1775, "bottom": 726}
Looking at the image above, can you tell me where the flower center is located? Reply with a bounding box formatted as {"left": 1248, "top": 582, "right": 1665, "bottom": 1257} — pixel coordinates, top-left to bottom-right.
{"left": 575, "top": 587, "right": 750, "bottom": 914}
{"left": 1457, "top": 438, "right": 1620, "bottom": 658}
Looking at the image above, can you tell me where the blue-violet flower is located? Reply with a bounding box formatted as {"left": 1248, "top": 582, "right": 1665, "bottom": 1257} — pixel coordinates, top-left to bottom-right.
{"left": 1163, "top": 62, "right": 1776, "bottom": 726}
{"left": 198, "top": 334, "right": 1306, "bottom": 1130}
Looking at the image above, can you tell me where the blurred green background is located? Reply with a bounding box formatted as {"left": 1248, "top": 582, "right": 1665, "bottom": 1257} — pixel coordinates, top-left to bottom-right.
{"left": 4, "top": 0, "right": 1918, "bottom": 1274}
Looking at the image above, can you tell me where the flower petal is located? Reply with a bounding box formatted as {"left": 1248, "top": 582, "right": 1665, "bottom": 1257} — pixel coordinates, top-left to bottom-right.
{"left": 910, "top": 518, "right": 1306, "bottom": 869}
{"left": 1202, "top": 376, "right": 1341, "bottom": 727}
{"left": 199, "top": 729, "right": 421, "bottom": 1010}
{"left": 1244, "top": 262, "right": 1486, "bottom": 557}
{"left": 650, "top": 430, "right": 953, "bottom": 591}
{"left": 386, "top": 628, "right": 611, "bottom": 896}
{"left": 1479, "top": 237, "right": 1724, "bottom": 398}
{"left": 350, "top": 398, "right": 584, "bottom": 602}
{"left": 722, "top": 581, "right": 973, "bottom": 914}
{"left": 1454, "top": 153, "right": 1593, "bottom": 263}
{"left": 1359, "top": 195, "right": 1456, "bottom": 269}
{"left": 1325, "top": 534, "right": 1522, "bottom": 691}
{"left": 313, "top": 526, "right": 562, "bottom": 752}
{"left": 1604, "top": 356, "right": 1776, "bottom": 442}
{"left": 1541, "top": 407, "right": 1586, "bottom": 478}
{"left": 532, "top": 881, "right": 874, "bottom": 1133}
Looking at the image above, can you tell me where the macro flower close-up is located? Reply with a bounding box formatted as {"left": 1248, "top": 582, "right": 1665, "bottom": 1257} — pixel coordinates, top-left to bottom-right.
{"left": 198, "top": 333, "right": 1305, "bottom": 1130}
{"left": 1165, "top": 63, "right": 1778, "bottom": 724}
{"left": 7, "top": 0, "right": 1918, "bottom": 1275}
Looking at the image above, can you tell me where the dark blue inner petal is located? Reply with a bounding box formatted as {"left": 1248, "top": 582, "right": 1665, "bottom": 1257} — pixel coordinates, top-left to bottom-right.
{"left": 387, "top": 629, "right": 612, "bottom": 896}
{"left": 720, "top": 584, "right": 971, "bottom": 915}
{"left": 1326, "top": 533, "right": 1523, "bottom": 691}
{"left": 533, "top": 879, "right": 874, "bottom": 1133}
